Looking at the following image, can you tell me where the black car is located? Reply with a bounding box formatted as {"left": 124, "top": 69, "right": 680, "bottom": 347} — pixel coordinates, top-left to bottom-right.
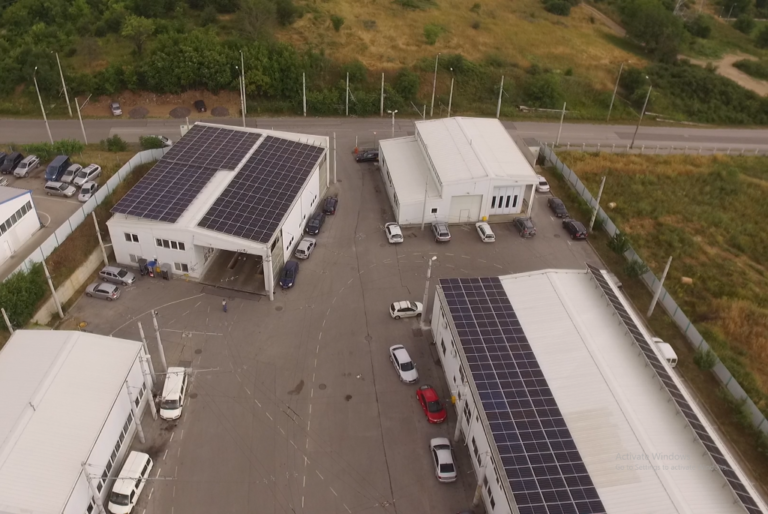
{"left": 305, "top": 212, "right": 325, "bottom": 235}
{"left": 512, "top": 217, "right": 536, "bottom": 237}
{"left": 279, "top": 260, "right": 299, "bottom": 288}
{"left": 0, "top": 152, "right": 23, "bottom": 175}
{"left": 355, "top": 150, "right": 379, "bottom": 163}
{"left": 0, "top": 152, "right": 7, "bottom": 168}
{"left": 322, "top": 196, "right": 338, "bottom": 215}
{"left": 562, "top": 219, "right": 588, "bottom": 240}
{"left": 548, "top": 197, "right": 569, "bottom": 218}
{"left": 194, "top": 100, "right": 207, "bottom": 112}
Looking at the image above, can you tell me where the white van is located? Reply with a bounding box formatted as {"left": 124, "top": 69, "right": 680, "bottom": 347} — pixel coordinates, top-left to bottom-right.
{"left": 160, "top": 367, "right": 188, "bottom": 420}
{"left": 652, "top": 338, "right": 678, "bottom": 368}
{"left": 107, "top": 451, "right": 153, "bottom": 514}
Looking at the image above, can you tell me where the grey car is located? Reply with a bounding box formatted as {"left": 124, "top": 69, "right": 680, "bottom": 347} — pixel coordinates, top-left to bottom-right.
{"left": 85, "top": 281, "right": 121, "bottom": 301}
{"left": 431, "top": 221, "right": 451, "bottom": 242}
{"left": 513, "top": 217, "right": 536, "bottom": 237}
{"left": 99, "top": 265, "right": 136, "bottom": 286}
{"left": 61, "top": 164, "right": 82, "bottom": 184}
{"left": 294, "top": 237, "right": 316, "bottom": 259}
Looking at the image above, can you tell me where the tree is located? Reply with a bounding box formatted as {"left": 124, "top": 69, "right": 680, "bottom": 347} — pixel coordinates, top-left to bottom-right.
{"left": 734, "top": 14, "right": 756, "bottom": 34}
{"left": 543, "top": 0, "right": 572, "bottom": 15}
{"left": 523, "top": 74, "right": 563, "bottom": 108}
{"left": 394, "top": 69, "right": 420, "bottom": 100}
{"left": 121, "top": 15, "right": 155, "bottom": 55}
{"left": 685, "top": 14, "right": 712, "bottom": 39}
{"left": 239, "top": 0, "right": 277, "bottom": 38}
{"left": 620, "top": 0, "right": 685, "bottom": 62}
{"left": 756, "top": 26, "right": 768, "bottom": 48}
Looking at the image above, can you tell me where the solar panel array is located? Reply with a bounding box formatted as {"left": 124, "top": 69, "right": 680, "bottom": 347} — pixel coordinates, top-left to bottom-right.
{"left": 198, "top": 135, "right": 325, "bottom": 243}
{"left": 440, "top": 277, "right": 606, "bottom": 514}
{"left": 586, "top": 264, "right": 763, "bottom": 514}
{"left": 112, "top": 125, "right": 261, "bottom": 223}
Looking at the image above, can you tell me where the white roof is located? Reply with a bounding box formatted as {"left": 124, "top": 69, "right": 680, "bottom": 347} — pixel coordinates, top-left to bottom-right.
{"left": 414, "top": 117, "right": 537, "bottom": 184}
{"left": 498, "top": 269, "right": 767, "bottom": 514}
{"left": 0, "top": 330, "right": 143, "bottom": 514}
{"left": 379, "top": 137, "right": 440, "bottom": 203}
{"left": 0, "top": 186, "right": 30, "bottom": 205}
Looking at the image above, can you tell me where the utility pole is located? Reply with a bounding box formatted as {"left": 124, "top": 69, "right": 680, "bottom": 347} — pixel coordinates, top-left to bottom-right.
{"left": 496, "top": 75, "right": 504, "bottom": 119}
{"left": 333, "top": 132, "right": 337, "bottom": 184}
{"left": 125, "top": 382, "right": 145, "bottom": 443}
{"left": 647, "top": 256, "right": 672, "bottom": 317}
{"left": 447, "top": 72, "right": 454, "bottom": 118}
{"left": 151, "top": 310, "right": 168, "bottom": 372}
{"left": 137, "top": 321, "right": 157, "bottom": 385}
{"left": 430, "top": 53, "right": 440, "bottom": 118}
{"left": 420, "top": 170, "right": 430, "bottom": 231}
{"left": 556, "top": 102, "right": 566, "bottom": 146}
{"left": 240, "top": 50, "right": 246, "bottom": 118}
{"left": 139, "top": 356, "right": 157, "bottom": 420}
{"left": 380, "top": 73, "right": 384, "bottom": 117}
{"left": 588, "top": 176, "right": 606, "bottom": 232}
{"left": 607, "top": 62, "right": 623, "bottom": 122}
{"left": 54, "top": 52, "right": 72, "bottom": 117}
{"left": 420, "top": 256, "right": 437, "bottom": 332}
{"left": 630, "top": 79, "right": 652, "bottom": 149}
{"left": 387, "top": 109, "right": 398, "bottom": 138}
{"left": 75, "top": 97, "right": 87, "bottom": 144}
{"left": 728, "top": 3, "right": 735, "bottom": 18}
{"left": 92, "top": 212, "right": 108, "bottom": 266}
{"left": 302, "top": 72, "right": 307, "bottom": 117}
{"left": 81, "top": 462, "right": 107, "bottom": 514}
{"left": 33, "top": 67, "right": 53, "bottom": 144}
{"left": 2, "top": 308, "right": 13, "bottom": 334}
{"left": 41, "top": 259, "right": 63, "bottom": 319}
{"left": 346, "top": 72, "right": 349, "bottom": 116}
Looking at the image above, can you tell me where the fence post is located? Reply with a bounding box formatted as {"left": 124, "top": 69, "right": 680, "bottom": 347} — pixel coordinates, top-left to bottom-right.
{"left": 756, "top": 148, "right": 760, "bottom": 155}
{"left": 640, "top": 145, "right": 644, "bottom": 154}
{"left": 684, "top": 146, "right": 688, "bottom": 154}
{"left": 567, "top": 143, "right": 570, "bottom": 150}
{"left": 727, "top": 147, "right": 731, "bottom": 155}
{"left": 626, "top": 144, "right": 630, "bottom": 152}
{"left": 582, "top": 143, "right": 585, "bottom": 151}
{"left": 596, "top": 143, "right": 600, "bottom": 152}
{"left": 741, "top": 148, "right": 745, "bottom": 155}
{"left": 655, "top": 145, "right": 659, "bottom": 154}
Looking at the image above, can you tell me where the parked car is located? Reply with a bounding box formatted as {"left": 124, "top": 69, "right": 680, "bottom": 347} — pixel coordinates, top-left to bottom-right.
{"left": 78, "top": 181, "right": 98, "bottom": 202}
{"left": 14, "top": 155, "right": 39, "bottom": 178}
{"left": 429, "top": 438, "right": 457, "bottom": 483}
{"left": 45, "top": 155, "right": 71, "bottom": 182}
{"left": 294, "top": 237, "right": 316, "bottom": 259}
{"left": 111, "top": 101, "right": 122, "bottom": 116}
{"left": 0, "top": 152, "right": 23, "bottom": 175}
{"left": 322, "top": 196, "right": 338, "bottom": 215}
{"left": 99, "top": 265, "right": 136, "bottom": 286}
{"left": 0, "top": 152, "right": 7, "bottom": 168}
{"left": 305, "top": 212, "right": 325, "bottom": 235}
{"left": 44, "top": 181, "right": 77, "bottom": 197}
{"left": 548, "top": 197, "right": 569, "bottom": 218}
{"left": 562, "top": 219, "right": 588, "bottom": 240}
{"left": 416, "top": 385, "right": 447, "bottom": 424}
{"left": 147, "top": 135, "right": 173, "bottom": 147}
{"left": 107, "top": 451, "right": 153, "bottom": 514}
{"left": 194, "top": 100, "right": 207, "bottom": 112}
{"left": 385, "top": 222, "right": 403, "bottom": 244}
{"left": 389, "top": 301, "right": 423, "bottom": 319}
{"left": 512, "top": 217, "right": 536, "bottom": 238}
{"left": 73, "top": 164, "right": 102, "bottom": 187}
{"left": 389, "top": 344, "right": 418, "bottom": 383}
{"left": 279, "top": 260, "right": 299, "bottom": 288}
{"left": 431, "top": 221, "right": 451, "bottom": 243}
{"left": 61, "top": 164, "right": 82, "bottom": 184}
{"left": 475, "top": 222, "right": 495, "bottom": 243}
{"left": 355, "top": 149, "right": 379, "bottom": 163}
{"left": 536, "top": 174, "right": 551, "bottom": 193}
{"left": 85, "top": 281, "right": 121, "bottom": 301}
{"left": 159, "top": 367, "right": 188, "bottom": 420}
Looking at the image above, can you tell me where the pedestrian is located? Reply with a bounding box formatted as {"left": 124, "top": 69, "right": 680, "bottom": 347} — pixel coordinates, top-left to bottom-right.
{"left": 222, "top": 299, "right": 227, "bottom": 313}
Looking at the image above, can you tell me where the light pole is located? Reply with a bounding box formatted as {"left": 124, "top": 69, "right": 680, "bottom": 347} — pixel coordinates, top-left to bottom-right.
{"left": 430, "top": 53, "right": 440, "bottom": 118}
{"left": 75, "top": 97, "right": 87, "bottom": 144}
{"left": 387, "top": 109, "right": 398, "bottom": 138}
{"left": 236, "top": 65, "right": 245, "bottom": 127}
{"left": 447, "top": 68, "right": 454, "bottom": 118}
{"left": 33, "top": 67, "right": 53, "bottom": 144}
{"left": 240, "top": 50, "right": 246, "bottom": 120}
{"left": 607, "top": 62, "right": 623, "bottom": 122}
{"left": 421, "top": 256, "right": 437, "bottom": 331}
{"left": 555, "top": 102, "right": 566, "bottom": 146}
{"left": 630, "top": 76, "right": 652, "bottom": 150}
{"left": 53, "top": 52, "right": 72, "bottom": 117}
{"left": 496, "top": 75, "right": 504, "bottom": 119}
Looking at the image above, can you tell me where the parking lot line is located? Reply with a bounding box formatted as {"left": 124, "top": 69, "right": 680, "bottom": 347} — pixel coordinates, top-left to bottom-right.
{"left": 163, "top": 450, "right": 168, "bottom": 461}
{"left": 254, "top": 399, "right": 261, "bottom": 407}
{"left": 316, "top": 470, "right": 324, "bottom": 480}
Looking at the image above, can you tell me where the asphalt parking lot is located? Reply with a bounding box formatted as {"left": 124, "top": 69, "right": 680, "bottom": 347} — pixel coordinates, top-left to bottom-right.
{"left": 66, "top": 146, "right": 604, "bottom": 514}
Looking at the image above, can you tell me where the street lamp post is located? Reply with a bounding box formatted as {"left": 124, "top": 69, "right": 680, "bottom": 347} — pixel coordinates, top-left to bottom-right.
{"left": 630, "top": 77, "right": 652, "bottom": 150}
{"left": 607, "top": 62, "right": 623, "bottom": 122}
{"left": 33, "top": 67, "right": 53, "bottom": 144}
{"left": 447, "top": 69, "right": 454, "bottom": 118}
{"left": 53, "top": 52, "right": 72, "bottom": 117}
{"left": 421, "top": 256, "right": 437, "bottom": 331}
{"left": 387, "top": 109, "right": 398, "bottom": 138}
{"left": 236, "top": 65, "right": 245, "bottom": 127}
{"left": 430, "top": 53, "right": 440, "bottom": 118}
{"left": 240, "top": 50, "right": 246, "bottom": 120}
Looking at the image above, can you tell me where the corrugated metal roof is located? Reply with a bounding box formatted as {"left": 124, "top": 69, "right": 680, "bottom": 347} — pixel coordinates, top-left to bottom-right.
{"left": 0, "top": 330, "right": 142, "bottom": 514}
{"left": 379, "top": 137, "right": 440, "bottom": 203}
{"left": 414, "top": 117, "right": 538, "bottom": 184}
{"left": 500, "top": 269, "right": 766, "bottom": 514}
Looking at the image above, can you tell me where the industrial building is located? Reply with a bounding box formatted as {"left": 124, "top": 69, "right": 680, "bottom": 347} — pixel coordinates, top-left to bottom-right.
{"left": 0, "top": 186, "right": 40, "bottom": 265}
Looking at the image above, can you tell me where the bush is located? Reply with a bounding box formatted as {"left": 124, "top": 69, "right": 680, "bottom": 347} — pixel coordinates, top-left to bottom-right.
{"left": 201, "top": 5, "right": 218, "bottom": 25}
{"left": 139, "top": 136, "right": 165, "bottom": 149}
{"left": 394, "top": 69, "right": 420, "bottom": 100}
{"left": 424, "top": 23, "right": 445, "bottom": 45}
{"left": 543, "top": 0, "right": 572, "bottom": 15}
{"left": 685, "top": 14, "right": 712, "bottom": 39}
{"left": 0, "top": 264, "right": 47, "bottom": 327}
{"left": 471, "top": 20, "right": 481, "bottom": 29}
{"left": 624, "top": 259, "right": 650, "bottom": 278}
{"left": 102, "top": 135, "right": 128, "bottom": 152}
{"left": 694, "top": 347, "right": 718, "bottom": 370}
{"left": 608, "top": 231, "right": 632, "bottom": 255}
{"left": 276, "top": 0, "right": 301, "bottom": 25}
{"left": 330, "top": 14, "right": 344, "bottom": 32}
{"left": 470, "top": 2, "right": 481, "bottom": 12}
{"left": 19, "top": 140, "right": 85, "bottom": 162}
{"left": 756, "top": 26, "right": 768, "bottom": 49}
{"left": 523, "top": 73, "right": 562, "bottom": 108}
{"left": 342, "top": 60, "right": 368, "bottom": 83}
{"left": 733, "top": 13, "right": 755, "bottom": 34}
{"left": 620, "top": 0, "right": 685, "bottom": 62}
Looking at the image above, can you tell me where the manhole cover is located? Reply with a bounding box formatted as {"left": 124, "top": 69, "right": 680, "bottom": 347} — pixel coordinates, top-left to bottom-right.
{"left": 345, "top": 394, "right": 352, "bottom": 401}
{"left": 194, "top": 349, "right": 202, "bottom": 354}
{"left": 190, "top": 393, "right": 198, "bottom": 399}
{"left": 364, "top": 335, "right": 372, "bottom": 342}
{"left": 275, "top": 305, "right": 283, "bottom": 311}
{"left": 319, "top": 383, "right": 327, "bottom": 390}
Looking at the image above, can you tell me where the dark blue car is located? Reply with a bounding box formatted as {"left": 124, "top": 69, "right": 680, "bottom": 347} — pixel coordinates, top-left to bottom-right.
{"left": 279, "top": 260, "right": 299, "bottom": 289}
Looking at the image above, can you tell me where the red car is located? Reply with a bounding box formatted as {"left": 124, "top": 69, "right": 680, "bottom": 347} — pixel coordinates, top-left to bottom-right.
{"left": 416, "top": 385, "right": 447, "bottom": 424}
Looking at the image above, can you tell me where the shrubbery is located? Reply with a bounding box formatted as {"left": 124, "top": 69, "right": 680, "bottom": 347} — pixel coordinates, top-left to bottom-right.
{"left": 139, "top": 136, "right": 166, "bottom": 149}
{"left": 543, "top": 0, "right": 572, "bottom": 15}
{"left": 733, "top": 59, "right": 768, "bottom": 80}
{"left": 20, "top": 140, "right": 85, "bottom": 161}
{"left": 102, "top": 135, "right": 128, "bottom": 152}
{"left": 0, "top": 264, "right": 47, "bottom": 327}
{"left": 733, "top": 14, "right": 756, "bottom": 34}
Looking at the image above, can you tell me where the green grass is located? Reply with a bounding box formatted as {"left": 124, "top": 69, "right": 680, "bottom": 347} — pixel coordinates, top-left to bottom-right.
{"left": 733, "top": 58, "right": 768, "bottom": 79}
{"left": 682, "top": 16, "right": 767, "bottom": 59}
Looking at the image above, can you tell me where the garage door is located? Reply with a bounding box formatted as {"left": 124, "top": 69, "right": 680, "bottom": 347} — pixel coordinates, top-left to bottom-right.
{"left": 448, "top": 195, "right": 482, "bottom": 223}
{"left": 489, "top": 186, "right": 523, "bottom": 215}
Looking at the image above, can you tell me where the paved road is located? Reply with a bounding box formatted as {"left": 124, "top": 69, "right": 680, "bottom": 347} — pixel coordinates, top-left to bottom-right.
{"left": 1, "top": 117, "right": 768, "bottom": 150}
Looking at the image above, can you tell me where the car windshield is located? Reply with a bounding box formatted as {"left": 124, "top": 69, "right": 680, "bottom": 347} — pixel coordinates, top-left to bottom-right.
{"left": 58, "top": 184, "right": 68, "bottom": 191}
{"left": 439, "top": 463, "right": 455, "bottom": 474}
{"left": 18, "top": 163, "right": 27, "bottom": 168}
{"left": 161, "top": 398, "right": 180, "bottom": 410}
{"left": 117, "top": 269, "right": 128, "bottom": 278}
{"left": 109, "top": 492, "right": 130, "bottom": 506}
{"left": 400, "top": 361, "right": 414, "bottom": 372}
{"left": 76, "top": 170, "right": 88, "bottom": 178}
{"left": 427, "top": 400, "right": 443, "bottom": 413}
{"left": 539, "top": 180, "right": 548, "bottom": 186}
{"left": 408, "top": 302, "right": 418, "bottom": 310}
{"left": 284, "top": 269, "right": 295, "bottom": 279}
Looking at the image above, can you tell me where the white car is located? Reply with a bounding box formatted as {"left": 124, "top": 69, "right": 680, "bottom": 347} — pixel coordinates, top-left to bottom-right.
{"left": 111, "top": 101, "right": 122, "bottom": 116}
{"left": 475, "top": 222, "right": 495, "bottom": 243}
{"left": 13, "top": 155, "right": 40, "bottom": 178}
{"left": 430, "top": 438, "right": 457, "bottom": 483}
{"left": 78, "top": 181, "right": 98, "bottom": 202}
{"left": 73, "top": 164, "right": 102, "bottom": 187}
{"left": 389, "top": 345, "right": 418, "bottom": 383}
{"left": 536, "top": 174, "right": 550, "bottom": 193}
{"left": 147, "top": 135, "right": 173, "bottom": 147}
{"left": 61, "top": 164, "right": 82, "bottom": 184}
{"left": 389, "top": 301, "right": 423, "bottom": 319}
{"left": 294, "top": 237, "right": 316, "bottom": 259}
{"left": 385, "top": 222, "right": 403, "bottom": 244}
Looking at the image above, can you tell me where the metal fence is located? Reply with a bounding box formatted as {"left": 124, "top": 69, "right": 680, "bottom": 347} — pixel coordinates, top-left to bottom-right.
{"left": 539, "top": 144, "right": 768, "bottom": 436}
{"left": 544, "top": 142, "right": 767, "bottom": 157}
{"left": 6, "top": 148, "right": 168, "bottom": 280}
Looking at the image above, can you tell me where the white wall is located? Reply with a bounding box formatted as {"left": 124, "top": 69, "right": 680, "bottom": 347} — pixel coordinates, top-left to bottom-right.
{"left": 108, "top": 220, "right": 198, "bottom": 277}
{"left": 0, "top": 193, "right": 39, "bottom": 265}
{"left": 281, "top": 165, "right": 320, "bottom": 257}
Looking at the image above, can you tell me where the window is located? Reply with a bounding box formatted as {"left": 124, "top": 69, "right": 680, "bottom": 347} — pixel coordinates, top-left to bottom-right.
{"left": 86, "top": 502, "right": 94, "bottom": 514}
{"left": 96, "top": 481, "right": 103, "bottom": 493}
{"left": 512, "top": 194, "right": 519, "bottom": 208}
{"left": 106, "top": 459, "right": 113, "bottom": 474}
{"left": 491, "top": 197, "right": 496, "bottom": 208}
{"left": 459, "top": 365, "right": 466, "bottom": 385}
{"left": 463, "top": 403, "right": 471, "bottom": 424}
{"left": 505, "top": 196, "right": 511, "bottom": 208}
{"left": 174, "top": 262, "right": 189, "bottom": 273}
{"left": 485, "top": 477, "right": 496, "bottom": 510}
{"left": 386, "top": 170, "right": 393, "bottom": 186}
{"left": 271, "top": 239, "right": 278, "bottom": 252}
{"left": 431, "top": 208, "right": 438, "bottom": 214}
{"left": 156, "top": 238, "right": 185, "bottom": 251}
{"left": 135, "top": 395, "right": 140, "bottom": 407}
{"left": 124, "top": 233, "right": 139, "bottom": 243}
{"left": 129, "top": 254, "right": 139, "bottom": 263}
{"left": 441, "top": 339, "right": 446, "bottom": 356}
{"left": 472, "top": 437, "right": 481, "bottom": 466}
{"left": 26, "top": 201, "right": 32, "bottom": 211}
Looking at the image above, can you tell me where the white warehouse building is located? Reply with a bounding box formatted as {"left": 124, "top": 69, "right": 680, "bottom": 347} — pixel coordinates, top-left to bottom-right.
{"left": 0, "top": 186, "right": 40, "bottom": 265}
{"left": 378, "top": 117, "right": 538, "bottom": 226}
{"left": 0, "top": 330, "right": 153, "bottom": 514}
{"left": 430, "top": 268, "right": 767, "bottom": 514}
{"left": 107, "top": 123, "right": 328, "bottom": 299}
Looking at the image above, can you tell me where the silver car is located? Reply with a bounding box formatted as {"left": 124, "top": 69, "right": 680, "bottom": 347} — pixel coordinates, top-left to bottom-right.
{"left": 99, "top": 265, "right": 136, "bottom": 286}
{"left": 85, "top": 281, "right": 121, "bottom": 301}
{"left": 61, "top": 164, "right": 82, "bottom": 184}
{"left": 78, "top": 181, "right": 98, "bottom": 202}
{"left": 111, "top": 102, "right": 122, "bottom": 116}
{"left": 431, "top": 222, "right": 451, "bottom": 243}
{"left": 73, "top": 164, "right": 102, "bottom": 187}
{"left": 44, "top": 181, "right": 77, "bottom": 197}
{"left": 294, "top": 237, "right": 316, "bottom": 259}
{"left": 14, "top": 155, "right": 40, "bottom": 178}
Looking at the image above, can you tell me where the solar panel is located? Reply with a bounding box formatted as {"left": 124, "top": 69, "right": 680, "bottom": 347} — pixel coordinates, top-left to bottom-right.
{"left": 112, "top": 125, "right": 261, "bottom": 223}
{"left": 585, "top": 264, "right": 764, "bottom": 514}
{"left": 439, "top": 277, "right": 607, "bottom": 514}
{"left": 198, "top": 136, "right": 325, "bottom": 243}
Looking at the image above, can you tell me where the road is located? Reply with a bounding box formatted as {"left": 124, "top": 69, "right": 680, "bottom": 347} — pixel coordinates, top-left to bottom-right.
{"left": 1, "top": 117, "right": 768, "bottom": 150}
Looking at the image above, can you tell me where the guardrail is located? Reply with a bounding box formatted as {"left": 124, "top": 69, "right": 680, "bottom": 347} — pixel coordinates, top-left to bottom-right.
{"left": 539, "top": 144, "right": 768, "bottom": 436}
{"left": 543, "top": 141, "right": 767, "bottom": 157}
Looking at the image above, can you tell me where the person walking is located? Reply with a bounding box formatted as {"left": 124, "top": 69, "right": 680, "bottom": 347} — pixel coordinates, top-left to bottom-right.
{"left": 222, "top": 299, "right": 227, "bottom": 313}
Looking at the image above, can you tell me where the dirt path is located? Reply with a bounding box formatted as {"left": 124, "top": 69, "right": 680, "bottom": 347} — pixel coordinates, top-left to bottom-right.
{"left": 687, "top": 53, "right": 768, "bottom": 96}
{"left": 582, "top": 4, "right": 626, "bottom": 37}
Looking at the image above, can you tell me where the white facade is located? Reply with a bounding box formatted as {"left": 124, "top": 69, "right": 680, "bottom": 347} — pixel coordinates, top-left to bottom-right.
{"left": 0, "top": 187, "right": 39, "bottom": 265}
{"left": 379, "top": 117, "right": 538, "bottom": 226}
{"left": 430, "top": 269, "right": 768, "bottom": 514}
{"left": 0, "top": 330, "right": 152, "bottom": 514}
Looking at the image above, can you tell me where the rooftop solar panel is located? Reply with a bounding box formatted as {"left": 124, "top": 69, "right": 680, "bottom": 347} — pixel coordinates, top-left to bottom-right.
{"left": 585, "top": 264, "right": 764, "bottom": 514}
{"left": 439, "top": 276, "right": 607, "bottom": 514}
{"left": 198, "top": 135, "right": 325, "bottom": 243}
